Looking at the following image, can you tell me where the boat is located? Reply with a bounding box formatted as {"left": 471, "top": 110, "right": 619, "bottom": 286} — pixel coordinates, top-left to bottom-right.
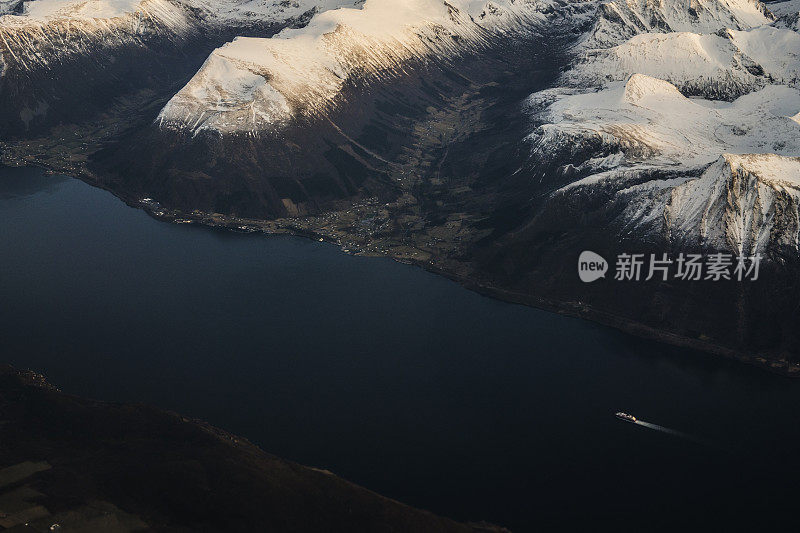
{"left": 615, "top": 412, "right": 637, "bottom": 423}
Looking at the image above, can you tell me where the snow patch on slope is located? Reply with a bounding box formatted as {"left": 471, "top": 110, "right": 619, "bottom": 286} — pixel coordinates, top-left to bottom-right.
{"left": 164, "top": 51, "right": 294, "bottom": 132}
{"left": 729, "top": 25, "right": 800, "bottom": 80}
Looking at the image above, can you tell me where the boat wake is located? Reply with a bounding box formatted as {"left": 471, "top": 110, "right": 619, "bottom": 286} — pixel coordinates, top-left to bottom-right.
{"left": 633, "top": 420, "right": 699, "bottom": 442}
{"left": 616, "top": 413, "right": 716, "bottom": 448}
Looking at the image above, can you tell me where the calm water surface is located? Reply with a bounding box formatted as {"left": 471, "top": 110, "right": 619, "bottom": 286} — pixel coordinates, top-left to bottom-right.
{"left": 2, "top": 166, "right": 799, "bottom": 530}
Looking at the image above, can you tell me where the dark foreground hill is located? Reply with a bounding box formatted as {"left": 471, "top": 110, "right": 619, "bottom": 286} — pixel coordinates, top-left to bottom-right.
{"left": 0, "top": 366, "right": 504, "bottom": 532}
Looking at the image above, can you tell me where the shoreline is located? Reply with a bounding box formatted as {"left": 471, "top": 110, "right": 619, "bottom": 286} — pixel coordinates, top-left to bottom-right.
{"left": 102, "top": 172, "right": 800, "bottom": 379}
{"left": 7, "top": 160, "right": 796, "bottom": 378}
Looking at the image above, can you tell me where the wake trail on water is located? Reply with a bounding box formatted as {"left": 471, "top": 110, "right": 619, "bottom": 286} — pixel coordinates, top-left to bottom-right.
{"left": 632, "top": 420, "right": 716, "bottom": 448}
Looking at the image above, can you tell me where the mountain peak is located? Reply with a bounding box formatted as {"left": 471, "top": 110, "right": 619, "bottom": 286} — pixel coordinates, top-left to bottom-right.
{"left": 623, "top": 73, "right": 685, "bottom": 104}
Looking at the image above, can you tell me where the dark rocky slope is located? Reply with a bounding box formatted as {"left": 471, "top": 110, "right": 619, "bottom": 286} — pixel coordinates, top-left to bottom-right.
{"left": 0, "top": 366, "right": 503, "bottom": 532}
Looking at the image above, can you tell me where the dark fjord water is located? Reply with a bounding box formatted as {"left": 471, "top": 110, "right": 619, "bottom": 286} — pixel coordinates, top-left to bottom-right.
{"left": 2, "top": 166, "right": 800, "bottom": 530}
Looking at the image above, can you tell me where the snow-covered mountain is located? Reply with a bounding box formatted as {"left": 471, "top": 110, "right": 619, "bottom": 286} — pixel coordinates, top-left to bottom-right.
{"left": 534, "top": 75, "right": 800, "bottom": 176}
{"left": 10, "top": 0, "right": 797, "bottom": 258}
{"left": 525, "top": 0, "right": 800, "bottom": 256}
{"left": 0, "top": 0, "right": 362, "bottom": 135}
{"left": 771, "top": 0, "right": 800, "bottom": 17}
{"left": 156, "top": 0, "right": 564, "bottom": 135}
{"left": 139, "top": 0, "right": 800, "bottom": 255}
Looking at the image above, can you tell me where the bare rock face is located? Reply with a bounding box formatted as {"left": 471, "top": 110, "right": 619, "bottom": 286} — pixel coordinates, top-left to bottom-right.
{"left": 665, "top": 154, "right": 800, "bottom": 255}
